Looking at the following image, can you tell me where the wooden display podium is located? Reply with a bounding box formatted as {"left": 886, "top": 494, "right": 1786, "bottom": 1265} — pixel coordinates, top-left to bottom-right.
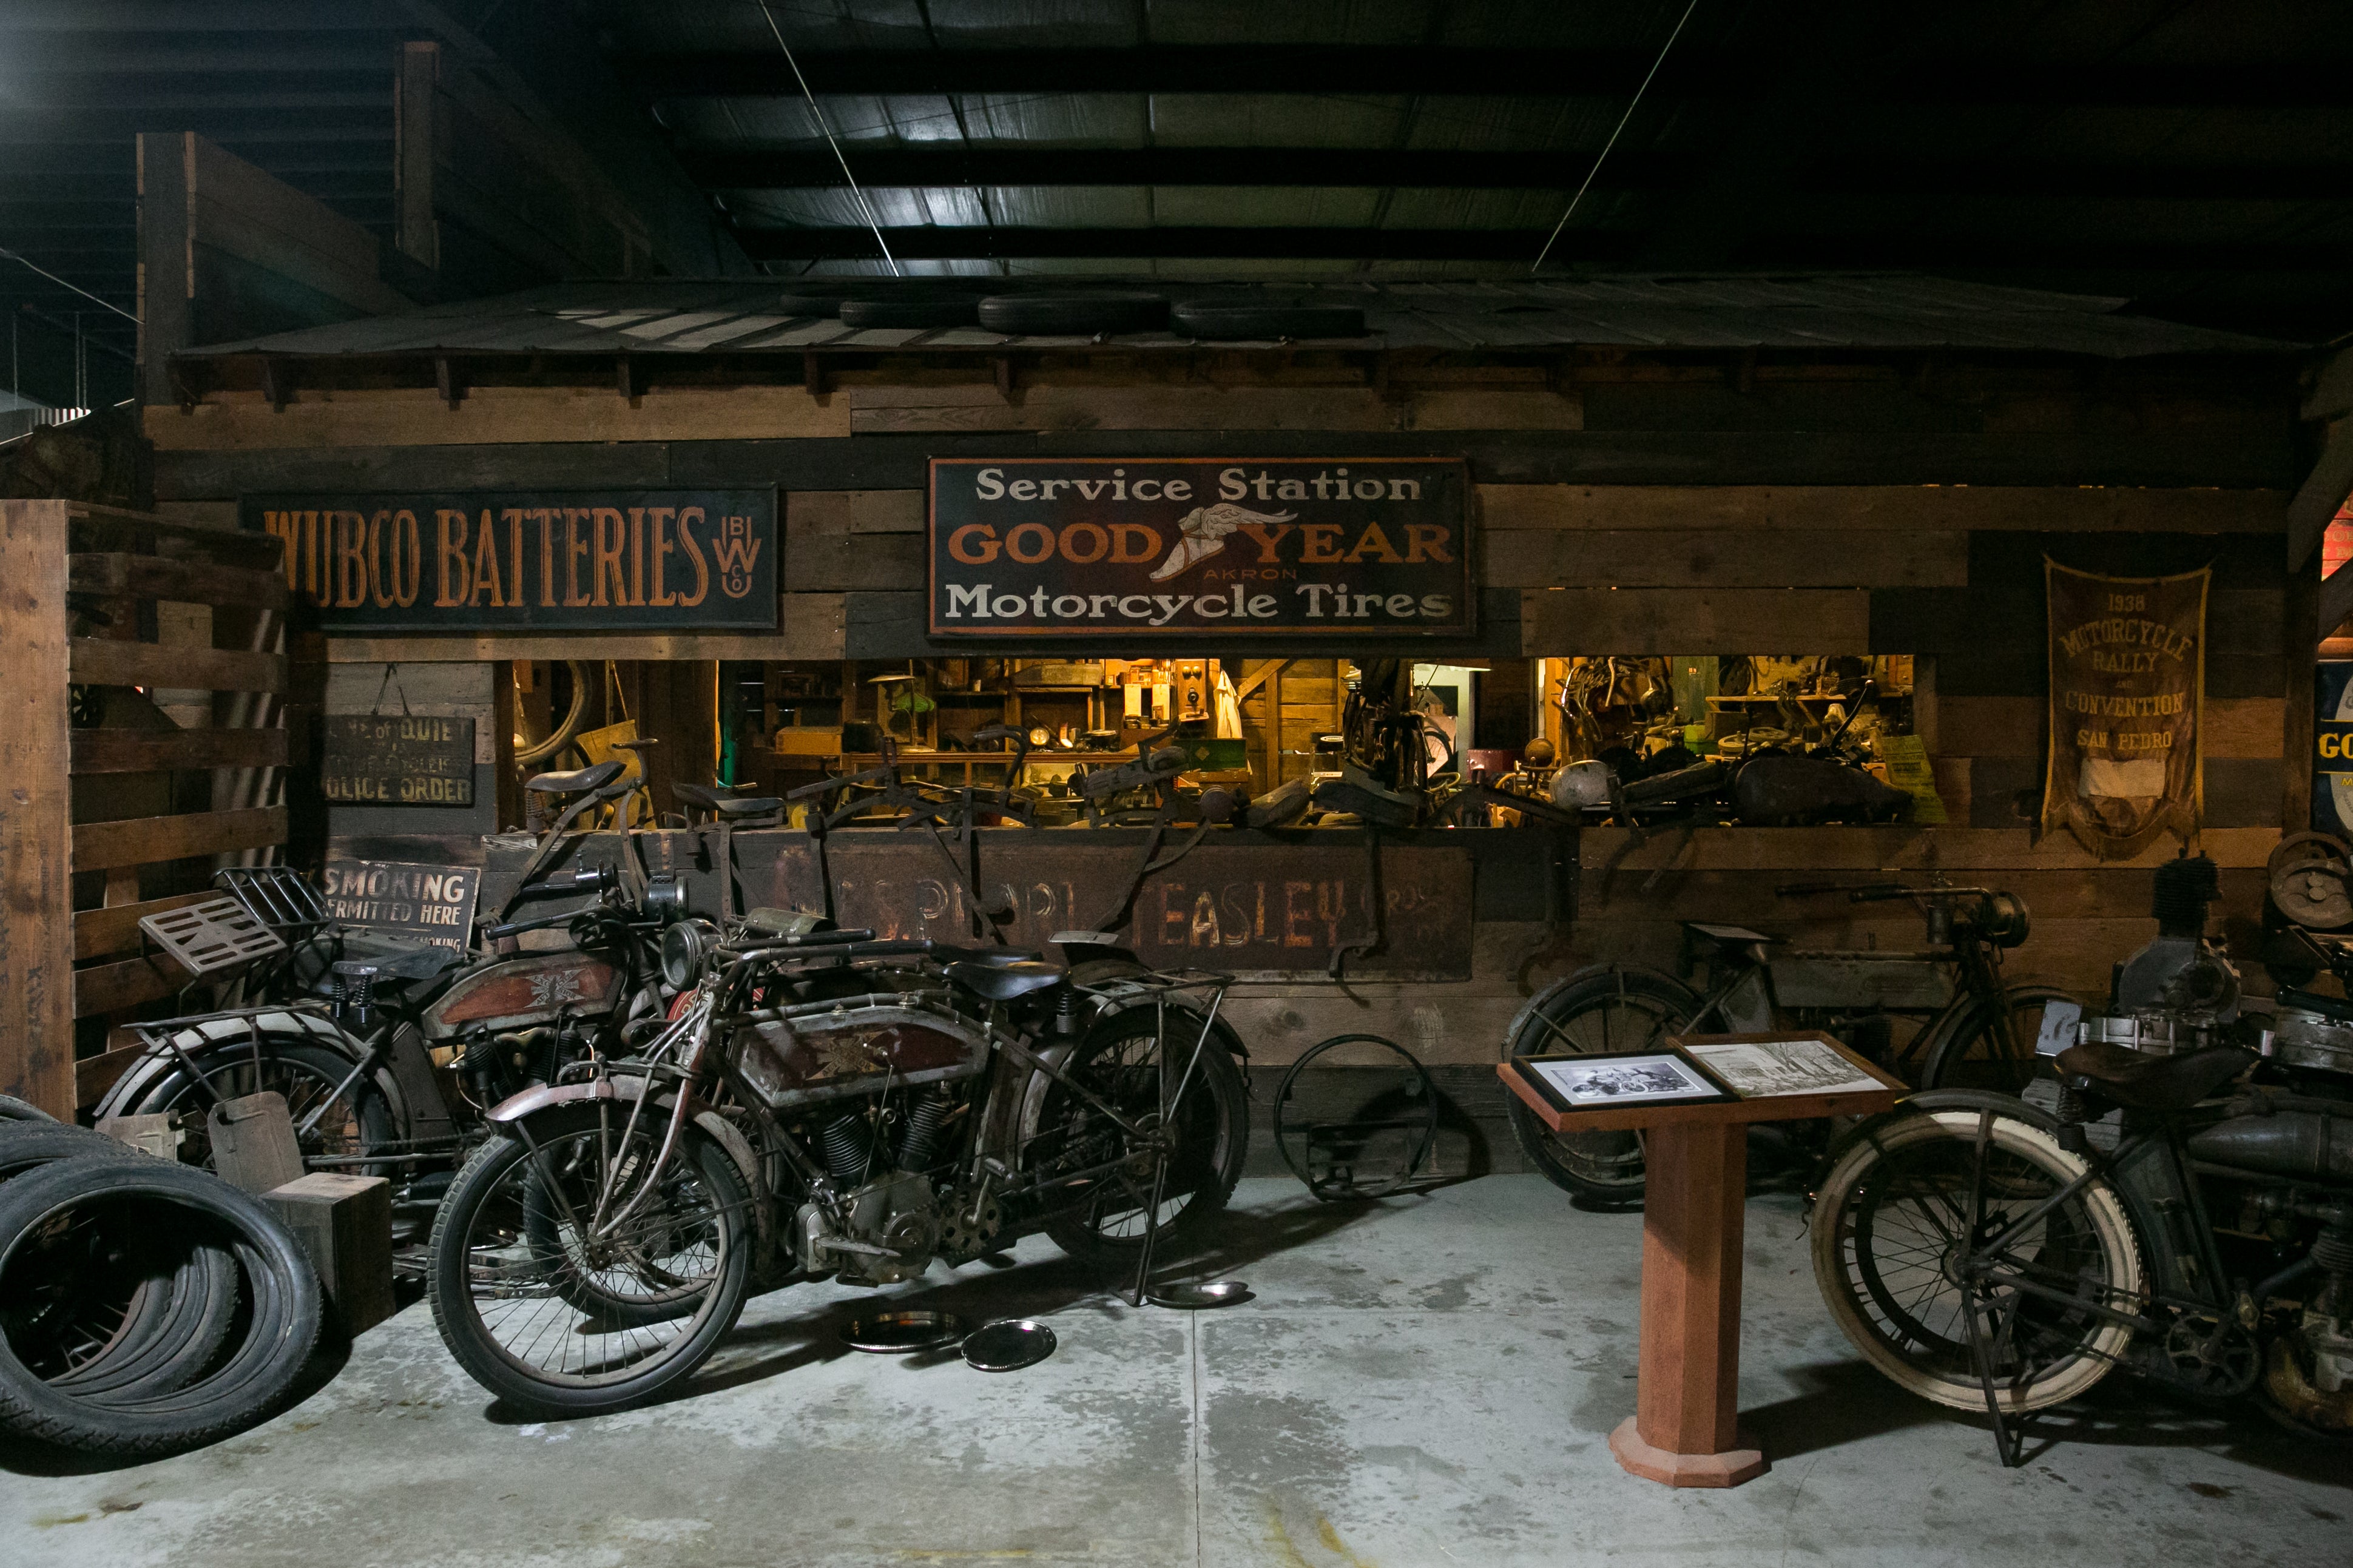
{"left": 1500, "top": 1032, "right": 1905, "bottom": 1489}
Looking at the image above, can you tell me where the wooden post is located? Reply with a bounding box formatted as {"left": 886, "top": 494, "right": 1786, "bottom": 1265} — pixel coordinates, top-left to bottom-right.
{"left": 135, "top": 133, "right": 193, "bottom": 409}
{"left": 395, "top": 42, "right": 441, "bottom": 271}
{"left": 0, "top": 502, "right": 73, "bottom": 1117}
{"left": 1608, "top": 1121, "right": 1766, "bottom": 1487}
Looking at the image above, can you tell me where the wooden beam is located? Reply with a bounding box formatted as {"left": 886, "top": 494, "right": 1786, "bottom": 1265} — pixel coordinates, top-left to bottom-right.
{"left": 135, "top": 131, "right": 194, "bottom": 409}
{"left": 1521, "top": 588, "right": 1871, "bottom": 654}
{"left": 73, "top": 890, "right": 219, "bottom": 961}
{"left": 69, "top": 639, "right": 286, "bottom": 694}
{"left": 186, "top": 133, "right": 410, "bottom": 318}
{"left": 2305, "top": 344, "right": 2353, "bottom": 423}
{"left": 69, "top": 552, "right": 290, "bottom": 611}
{"left": 0, "top": 501, "right": 75, "bottom": 1118}
{"left": 1478, "top": 484, "right": 2291, "bottom": 534}
{"left": 73, "top": 953, "right": 190, "bottom": 1019}
{"left": 72, "top": 806, "right": 288, "bottom": 873}
{"left": 320, "top": 597, "right": 848, "bottom": 663}
{"left": 145, "top": 385, "right": 848, "bottom": 450}
{"left": 70, "top": 726, "right": 289, "bottom": 775}
{"left": 1485, "top": 529, "right": 1965, "bottom": 588}
{"left": 2323, "top": 559, "right": 2353, "bottom": 641}
{"left": 2288, "top": 417, "right": 2353, "bottom": 570}
{"left": 76, "top": 1039, "right": 156, "bottom": 1109}
{"left": 395, "top": 41, "right": 441, "bottom": 271}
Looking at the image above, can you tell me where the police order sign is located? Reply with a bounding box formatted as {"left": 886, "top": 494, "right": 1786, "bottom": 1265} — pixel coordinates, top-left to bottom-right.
{"left": 928, "top": 458, "right": 1471, "bottom": 638}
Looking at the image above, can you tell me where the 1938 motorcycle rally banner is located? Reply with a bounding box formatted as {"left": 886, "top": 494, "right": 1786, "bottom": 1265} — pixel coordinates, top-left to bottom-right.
{"left": 2041, "top": 560, "right": 2207, "bottom": 858}
{"left": 240, "top": 490, "right": 777, "bottom": 631}
{"left": 928, "top": 458, "right": 1473, "bottom": 637}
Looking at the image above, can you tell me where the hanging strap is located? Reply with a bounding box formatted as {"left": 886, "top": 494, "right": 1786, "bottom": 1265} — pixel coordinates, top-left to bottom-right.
{"left": 371, "top": 662, "right": 412, "bottom": 718}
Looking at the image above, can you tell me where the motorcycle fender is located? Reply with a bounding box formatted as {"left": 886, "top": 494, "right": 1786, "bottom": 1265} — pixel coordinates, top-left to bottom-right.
{"left": 1806, "top": 1089, "right": 2060, "bottom": 1205}
{"left": 487, "top": 1078, "right": 774, "bottom": 1268}
{"left": 91, "top": 1012, "right": 403, "bottom": 1126}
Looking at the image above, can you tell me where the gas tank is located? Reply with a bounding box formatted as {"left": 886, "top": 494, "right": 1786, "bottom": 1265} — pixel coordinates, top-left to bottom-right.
{"left": 420, "top": 951, "right": 624, "bottom": 1039}
{"left": 731, "top": 1001, "right": 990, "bottom": 1111}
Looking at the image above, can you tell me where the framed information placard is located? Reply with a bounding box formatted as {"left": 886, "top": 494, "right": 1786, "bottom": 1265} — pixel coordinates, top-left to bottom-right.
{"left": 1502, "top": 1031, "right": 1904, "bottom": 1135}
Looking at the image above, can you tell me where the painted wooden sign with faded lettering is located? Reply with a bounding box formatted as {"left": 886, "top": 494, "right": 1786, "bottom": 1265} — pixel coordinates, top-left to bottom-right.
{"left": 243, "top": 490, "right": 776, "bottom": 631}
{"left": 320, "top": 714, "right": 476, "bottom": 807}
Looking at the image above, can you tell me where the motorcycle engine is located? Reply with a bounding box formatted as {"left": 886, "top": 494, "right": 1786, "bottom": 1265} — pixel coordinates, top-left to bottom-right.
{"left": 2095, "top": 853, "right": 2241, "bottom": 1056}
{"left": 795, "top": 1171, "right": 940, "bottom": 1286}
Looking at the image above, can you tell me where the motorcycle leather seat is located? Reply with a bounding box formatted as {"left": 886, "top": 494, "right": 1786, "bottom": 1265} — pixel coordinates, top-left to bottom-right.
{"left": 2054, "top": 1042, "right": 2251, "bottom": 1112}
{"left": 944, "top": 959, "right": 1067, "bottom": 1001}
{"left": 525, "top": 759, "right": 627, "bottom": 795}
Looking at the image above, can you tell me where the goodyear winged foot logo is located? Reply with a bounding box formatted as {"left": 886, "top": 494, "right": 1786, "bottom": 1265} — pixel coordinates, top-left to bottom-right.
{"left": 713, "top": 514, "right": 763, "bottom": 599}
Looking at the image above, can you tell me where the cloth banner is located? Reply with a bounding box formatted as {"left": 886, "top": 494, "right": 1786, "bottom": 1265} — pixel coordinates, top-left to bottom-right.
{"left": 2041, "top": 560, "right": 2206, "bottom": 858}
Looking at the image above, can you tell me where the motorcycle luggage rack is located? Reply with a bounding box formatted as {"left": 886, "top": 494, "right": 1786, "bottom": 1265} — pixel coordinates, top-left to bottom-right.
{"left": 215, "top": 865, "right": 331, "bottom": 940}
{"left": 138, "top": 895, "right": 286, "bottom": 978}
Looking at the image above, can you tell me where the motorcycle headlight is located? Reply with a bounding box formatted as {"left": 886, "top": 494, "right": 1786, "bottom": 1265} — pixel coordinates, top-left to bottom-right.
{"left": 661, "top": 918, "right": 720, "bottom": 990}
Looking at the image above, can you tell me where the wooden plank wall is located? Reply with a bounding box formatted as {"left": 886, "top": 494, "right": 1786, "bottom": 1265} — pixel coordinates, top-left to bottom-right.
{"left": 148, "top": 358, "right": 2307, "bottom": 1055}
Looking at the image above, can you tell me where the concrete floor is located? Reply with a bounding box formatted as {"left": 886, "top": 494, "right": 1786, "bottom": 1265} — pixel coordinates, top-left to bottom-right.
{"left": 4, "top": 1176, "right": 2347, "bottom": 1567}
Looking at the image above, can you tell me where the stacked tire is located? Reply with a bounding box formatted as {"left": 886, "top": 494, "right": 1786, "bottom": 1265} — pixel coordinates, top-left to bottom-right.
{"left": 0, "top": 1108, "right": 321, "bottom": 1456}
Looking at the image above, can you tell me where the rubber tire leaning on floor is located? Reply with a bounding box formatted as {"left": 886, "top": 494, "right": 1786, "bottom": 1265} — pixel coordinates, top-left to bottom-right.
{"left": 1041, "top": 1009, "right": 1250, "bottom": 1264}
{"left": 0, "top": 1094, "right": 55, "bottom": 1122}
{"left": 1502, "top": 967, "right": 1701, "bottom": 1202}
{"left": 0, "top": 1121, "right": 152, "bottom": 1180}
{"left": 0, "top": 1159, "right": 322, "bottom": 1455}
{"left": 1810, "top": 1106, "right": 2142, "bottom": 1414}
{"left": 427, "top": 1108, "right": 754, "bottom": 1416}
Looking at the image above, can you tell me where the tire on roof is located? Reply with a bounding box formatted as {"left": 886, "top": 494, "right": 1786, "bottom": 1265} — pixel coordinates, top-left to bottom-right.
{"left": 977, "top": 292, "right": 1169, "bottom": 335}
{"left": 1172, "top": 302, "right": 1366, "bottom": 340}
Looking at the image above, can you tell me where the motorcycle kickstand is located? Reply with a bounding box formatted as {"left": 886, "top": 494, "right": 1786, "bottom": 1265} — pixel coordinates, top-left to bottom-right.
{"left": 1962, "top": 1287, "right": 2028, "bottom": 1468}
{"left": 1128, "top": 1149, "right": 1172, "bottom": 1309}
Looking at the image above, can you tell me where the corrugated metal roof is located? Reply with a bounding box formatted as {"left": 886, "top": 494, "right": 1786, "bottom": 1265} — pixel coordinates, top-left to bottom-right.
{"left": 183, "top": 274, "right": 2298, "bottom": 361}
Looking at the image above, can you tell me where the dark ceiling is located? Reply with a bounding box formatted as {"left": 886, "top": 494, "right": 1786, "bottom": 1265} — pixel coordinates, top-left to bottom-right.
{"left": 4, "top": 1, "right": 2351, "bottom": 411}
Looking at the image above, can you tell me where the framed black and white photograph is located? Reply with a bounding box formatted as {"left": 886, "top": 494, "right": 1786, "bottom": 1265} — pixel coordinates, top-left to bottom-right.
{"left": 1518, "top": 1051, "right": 1728, "bottom": 1111}
{"left": 1681, "top": 1038, "right": 1885, "bottom": 1099}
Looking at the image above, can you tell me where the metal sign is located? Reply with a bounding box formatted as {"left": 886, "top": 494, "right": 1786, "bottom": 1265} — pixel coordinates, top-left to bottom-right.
{"left": 928, "top": 458, "right": 1473, "bottom": 638}
{"left": 319, "top": 713, "right": 476, "bottom": 807}
{"left": 318, "top": 860, "right": 482, "bottom": 951}
{"left": 242, "top": 489, "right": 777, "bottom": 631}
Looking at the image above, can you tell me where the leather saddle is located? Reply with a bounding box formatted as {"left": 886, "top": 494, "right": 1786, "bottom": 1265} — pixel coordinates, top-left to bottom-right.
{"left": 943, "top": 959, "right": 1067, "bottom": 1003}
{"left": 524, "top": 759, "right": 627, "bottom": 795}
{"left": 2054, "top": 1042, "right": 2251, "bottom": 1112}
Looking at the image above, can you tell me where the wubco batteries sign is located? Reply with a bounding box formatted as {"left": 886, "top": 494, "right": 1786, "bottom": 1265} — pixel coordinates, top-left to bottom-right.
{"left": 241, "top": 490, "right": 776, "bottom": 631}
{"left": 928, "top": 458, "right": 1471, "bottom": 638}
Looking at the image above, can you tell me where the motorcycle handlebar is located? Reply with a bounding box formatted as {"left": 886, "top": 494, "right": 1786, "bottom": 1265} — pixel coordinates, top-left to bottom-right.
{"left": 508, "top": 863, "right": 618, "bottom": 905}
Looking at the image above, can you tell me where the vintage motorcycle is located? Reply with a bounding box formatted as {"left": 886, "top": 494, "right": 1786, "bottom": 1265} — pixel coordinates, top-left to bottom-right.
{"left": 424, "top": 921, "right": 1249, "bottom": 1414}
{"left": 92, "top": 759, "right": 690, "bottom": 1194}
{"left": 1810, "top": 855, "right": 2353, "bottom": 1453}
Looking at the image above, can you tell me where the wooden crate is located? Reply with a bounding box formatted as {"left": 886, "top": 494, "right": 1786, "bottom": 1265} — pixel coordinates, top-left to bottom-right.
{"left": 0, "top": 500, "right": 290, "bottom": 1118}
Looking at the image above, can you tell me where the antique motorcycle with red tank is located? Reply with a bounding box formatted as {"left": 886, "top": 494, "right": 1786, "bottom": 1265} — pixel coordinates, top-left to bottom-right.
{"left": 423, "top": 919, "right": 1250, "bottom": 1415}
{"left": 92, "top": 759, "right": 703, "bottom": 1202}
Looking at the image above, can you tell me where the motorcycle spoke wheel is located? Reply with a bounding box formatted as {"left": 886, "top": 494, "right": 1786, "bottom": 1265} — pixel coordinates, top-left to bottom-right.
{"left": 428, "top": 1109, "right": 750, "bottom": 1410}
{"left": 1033, "top": 1011, "right": 1246, "bottom": 1260}
{"left": 1812, "top": 1108, "right": 2142, "bottom": 1413}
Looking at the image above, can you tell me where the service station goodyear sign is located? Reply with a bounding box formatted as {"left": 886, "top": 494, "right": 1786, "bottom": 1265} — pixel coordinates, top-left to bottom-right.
{"left": 241, "top": 490, "right": 776, "bottom": 631}
{"left": 928, "top": 458, "right": 1473, "bottom": 638}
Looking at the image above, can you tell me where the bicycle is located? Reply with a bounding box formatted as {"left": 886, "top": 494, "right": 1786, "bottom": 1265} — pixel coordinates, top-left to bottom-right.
{"left": 1502, "top": 879, "right": 2076, "bottom": 1201}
